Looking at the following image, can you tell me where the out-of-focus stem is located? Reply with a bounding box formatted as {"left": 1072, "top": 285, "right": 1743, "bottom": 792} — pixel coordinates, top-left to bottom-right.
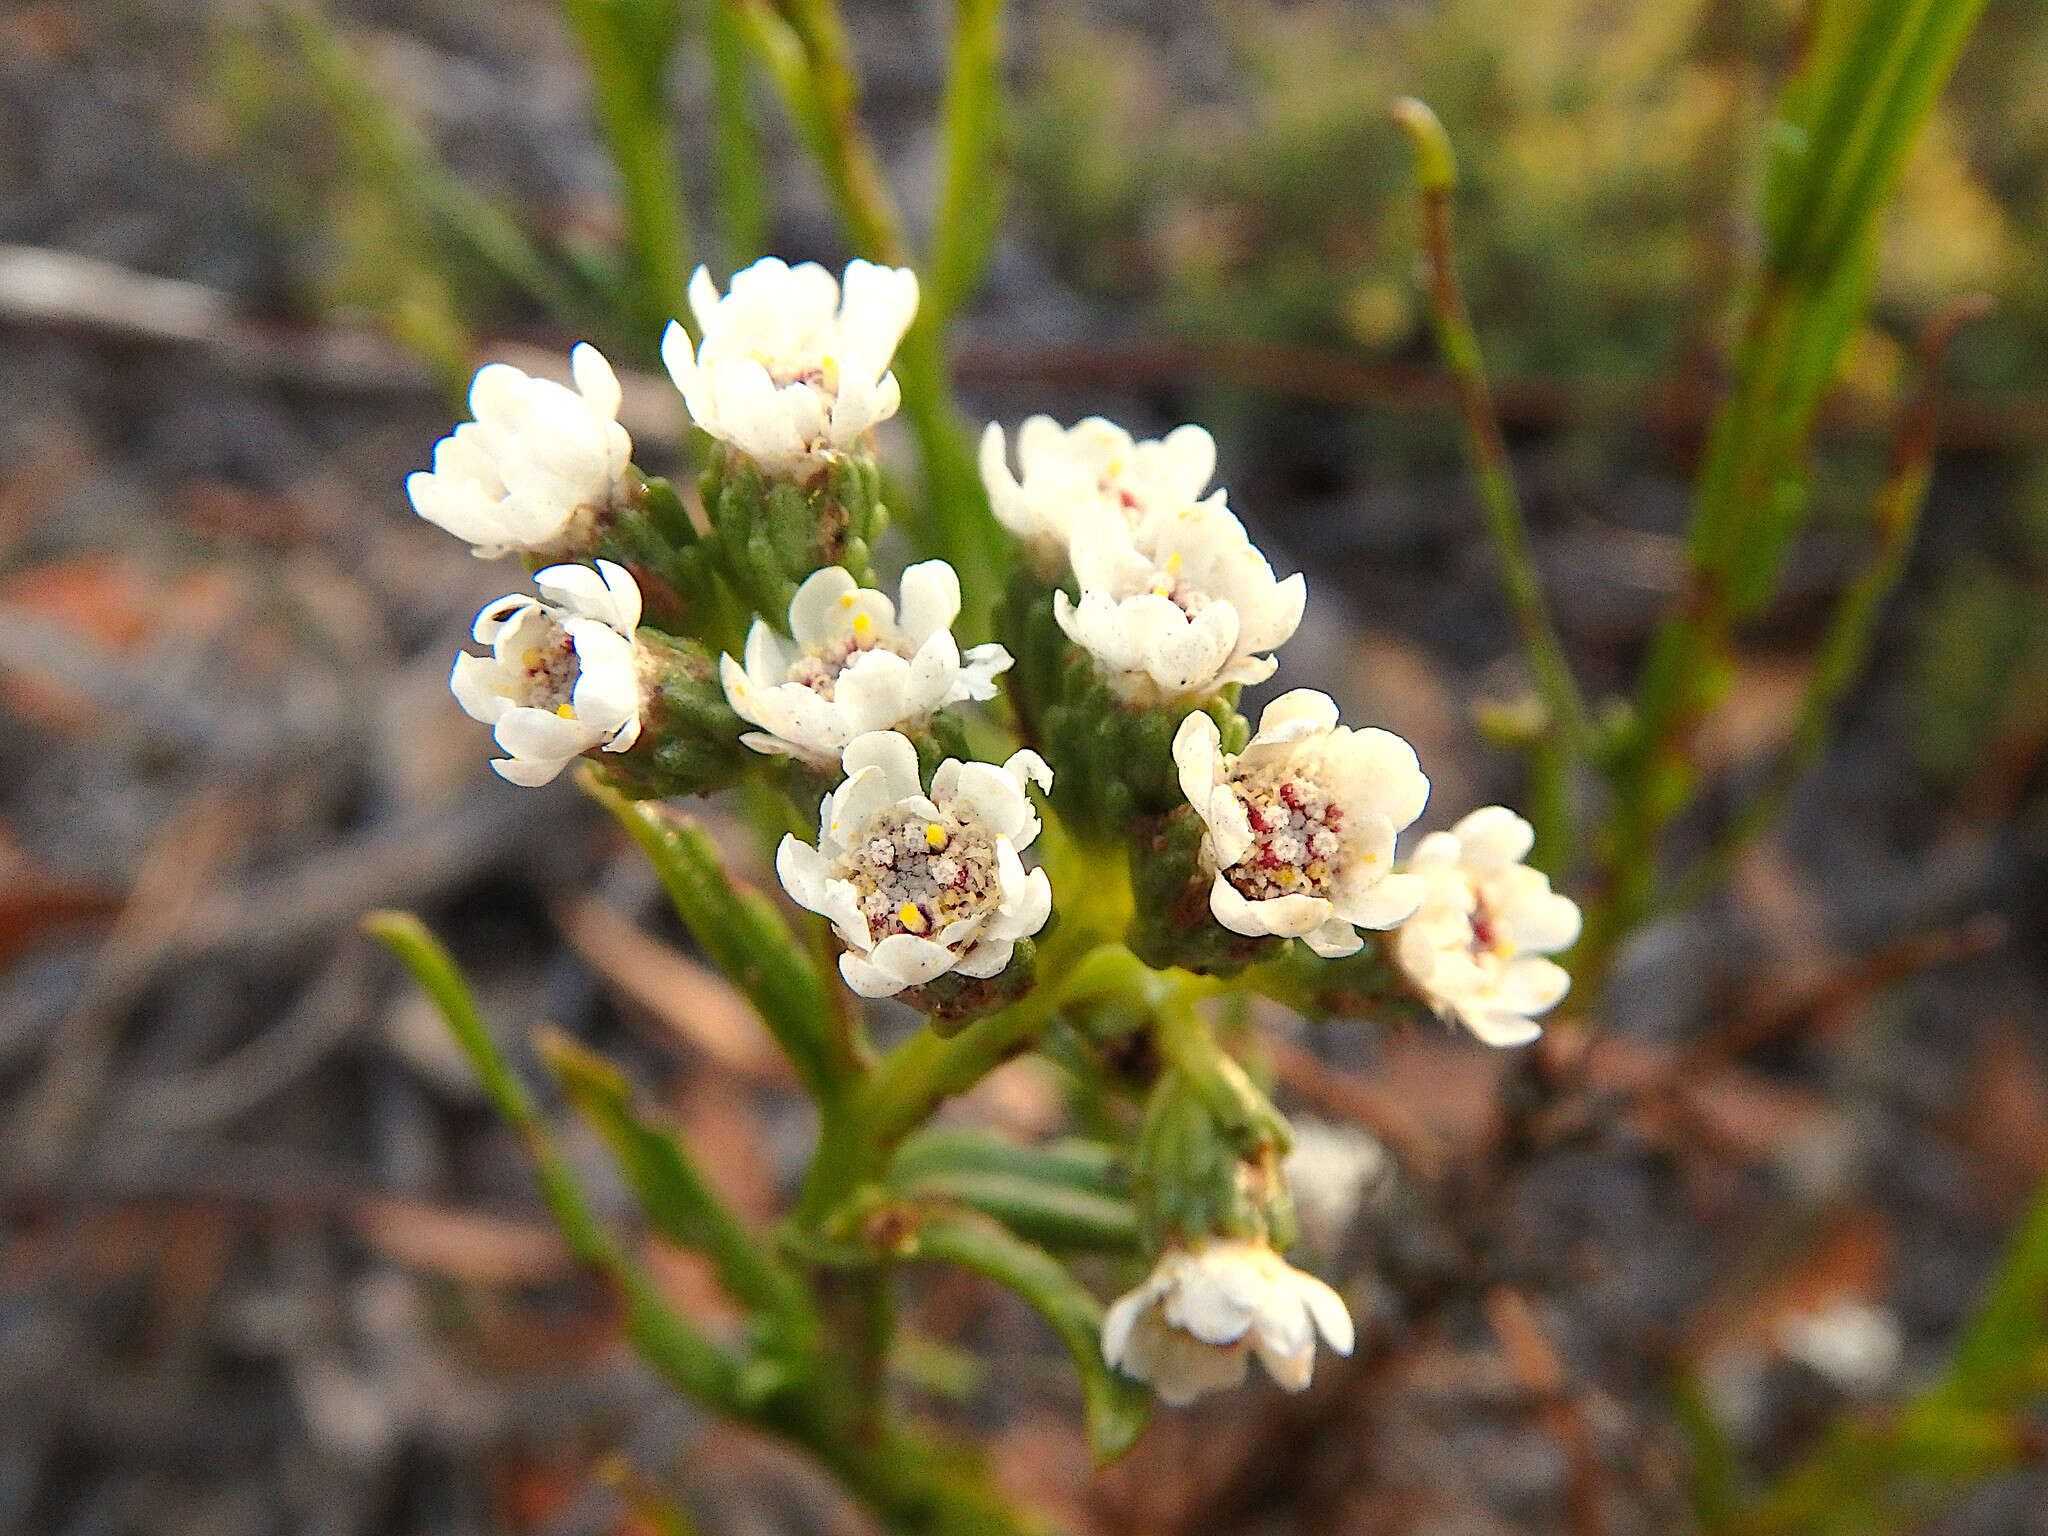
{"left": 708, "top": 0, "right": 769, "bottom": 268}
{"left": 1666, "top": 294, "right": 1992, "bottom": 912}
{"left": 1392, "top": 98, "right": 1596, "bottom": 815}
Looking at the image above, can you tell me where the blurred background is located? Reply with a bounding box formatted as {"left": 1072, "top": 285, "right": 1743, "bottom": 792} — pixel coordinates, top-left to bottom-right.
{"left": 2, "top": 0, "right": 2046, "bottom": 1532}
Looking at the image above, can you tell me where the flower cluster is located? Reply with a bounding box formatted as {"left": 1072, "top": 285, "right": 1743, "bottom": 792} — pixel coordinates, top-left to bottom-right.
{"left": 983, "top": 417, "right": 1305, "bottom": 703}
{"left": 408, "top": 255, "right": 1584, "bottom": 1417}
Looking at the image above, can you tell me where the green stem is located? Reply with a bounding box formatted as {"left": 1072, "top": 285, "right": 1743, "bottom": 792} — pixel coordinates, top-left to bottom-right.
{"left": 707, "top": 0, "right": 769, "bottom": 267}
{"left": 1391, "top": 98, "right": 1595, "bottom": 833}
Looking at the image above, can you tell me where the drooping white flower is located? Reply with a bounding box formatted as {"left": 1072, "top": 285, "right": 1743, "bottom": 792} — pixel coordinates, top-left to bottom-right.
{"left": 1055, "top": 497, "right": 1305, "bottom": 703}
{"left": 720, "top": 561, "right": 1012, "bottom": 765}
{"left": 1101, "top": 1239, "right": 1355, "bottom": 1406}
{"left": 1283, "top": 1118, "right": 1391, "bottom": 1252}
{"left": 1174, "top": 692, "right": 1430, "bottom": 957}
{"left": 1392, "top": 806, "right": 1580, "bottom": 1047}
{"left": 407, "top": 346, "right": 633, "bottom": 559}
{"left": 450, "top": 560, "right": 644, "bottom": 786}
{"left": 662, "top": 257, "right": 918, "bottom": 475}
{"left": 978, "top": 415, "right": 1219, "bottom": 567}
{"left": 776, "top": 732, "right": 1053, "bottom": 999}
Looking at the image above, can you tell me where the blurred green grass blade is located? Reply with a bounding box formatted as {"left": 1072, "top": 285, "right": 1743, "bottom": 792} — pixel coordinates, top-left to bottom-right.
{"left": 903, "top": 1207, "right": 1152, "bottom": 1461}
{"left": 559, "top": 0, "right": 696, "bottom": 343}
{"left": 538, "top": 1028, "right": 815, "bottom": 1330}
{"left": 1671, "top": 1371, "right": 1743, "bottom": 1529}
{"left": 279, "top": 4, "right": 590, "bottom": 329}
{"left": 579, "top": 772, "right": 849, "bottom": 1103}
{"left": 1933, "top": 1170, "right": 2048, "bottom": 1410}
{"left": 928, "top": 0, "right": 1007, "bottom": 327}
{"left": 361, "top": 913, "right": 743, "bottom": 1409}
{"left": 708, "top": 0, "right": 769, "bottom": 267}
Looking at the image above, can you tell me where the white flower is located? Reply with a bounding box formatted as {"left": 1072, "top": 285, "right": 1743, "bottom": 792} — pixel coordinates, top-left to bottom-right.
{"left": 1776, "top": 1301, "right": 1902, "bottom": 1395}
{"left": 720, "top": 561, "right": 1012, "bottom": 765}
{"left": 1101, "top": 1239, "right": 1355, "bottom": 1406}
{"left": 450, "top": 560, "right": 644, "bottom": 786}
{"left": 1055, "top": 497, "right": 1305, "bottom": 703}
{"left": 1283, "top": 1118, "right": 1391, "bottom": 1252}
{"left": 978, "top": 415, "right": 1219, "bottom": 567}
{"left": 407, "top": 345, "right": 632, "bottom": 558}
{"left": 662, "top": 257, "right": 918, "bottom": 475}
{"left": 1174, "top": 692, "right": 1430, "bottom": 958}
{"left": 1392, "top": 806, "right": 1580, "bottom": 1047}
{"left": 776, "top": 732, "right": 1053, "bottom": 999}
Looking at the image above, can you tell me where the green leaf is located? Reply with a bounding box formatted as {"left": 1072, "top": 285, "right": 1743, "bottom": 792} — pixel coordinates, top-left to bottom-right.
{"left": 707, "top": 0, "right": 769, "bottom": 266}
{"left": 280, "top": 6, "right": 591, "bottom": 331}
{"left": 928, "top": 0, "right": 1007, "bottom": 326}
{"left": 360, "top": 912, "right": 743, "bottom": 1410}
{"left": 538, "top": 1028, "right": 814, "bottom": 1334}
{"left": 558, "top": 0, "right": 695, "bottom": 345}
{"left": 903, "top": 1207, "right": 1152, "bottom": 1462}
{"left": 580, "top": 775, "right": 850, "bottom": 1103}
{"left": 890, "top": 1131, "right": 1138, "bottom": 1253}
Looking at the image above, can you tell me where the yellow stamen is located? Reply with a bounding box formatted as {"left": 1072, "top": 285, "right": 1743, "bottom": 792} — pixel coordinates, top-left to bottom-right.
{"left": 556, "top": 703, "right": 576, "bottom": 719}
{"left": 924, "top": 823, "right": 948, "bottom": 849}
{"left": 897, "top": 902, "right": 928, "bottom": 933}
{"left": 852, "top": 612, "right": 873, "bottom": 635}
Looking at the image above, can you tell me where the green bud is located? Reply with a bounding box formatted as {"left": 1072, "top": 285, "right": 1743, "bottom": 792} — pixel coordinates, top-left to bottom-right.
{"left": 1131, "top": 1068, "right": 1292, "bottom": 1251}
{"left": 905, "top": 936, "right": 1040, "bottom": 1036}
{"left": 699, "top": 444, "right": 886, "bottom": 628}
{"left": 592, "top": 631, "right": 755, "bottom": 799}
{"left": 1125, "top": 806, "right": 1283, "bottom": 975}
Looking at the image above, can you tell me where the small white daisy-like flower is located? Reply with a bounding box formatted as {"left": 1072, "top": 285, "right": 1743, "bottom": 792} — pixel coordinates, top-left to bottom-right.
{"left": 776, "top": 732, "right": 1053, "bottom": 999}
{"left": 1392, "top": 806, "right": 1580, "bottom": 1047}
{"left": 1101, "top": 1238, "right": 1355, "bottom": 1406}
{"left": 1055, "top": 498, "right": 1305, "bottom": 703}
{"left": 662, "top": 257, "right": 918, "bottom": 475}
{"left": 450, "top": 560, "right": 644, "bottom": 786}
{"left": 1174, "top": 691, "right": 1430, "bottom": 958}
{"left": 978, "top": 414, "right": 1219, "bottom": 568}
{"left": 407, "top": 345, "right": 632, "bottom": 559}
{"left": 720, "top": 561, "right": 1012, "bottom": 765}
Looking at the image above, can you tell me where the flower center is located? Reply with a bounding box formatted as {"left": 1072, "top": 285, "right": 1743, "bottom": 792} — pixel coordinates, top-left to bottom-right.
{"left": 516, "top": 624, "right": 581, "bottom": 716}
{"left": 1467, "top": 892, "right": 1514, "bottom": 968}
{"left": 840, "top": 808, "right": 1000, "bottom": 942}
{"left": 1226, "top": 772, "right": 1344, "bottom": 901}
{"left": 1142, "top": 551, "right": 1210, "bottom": 616}
{"left": 783, "top": 616, "right": 910, "bottom": 700}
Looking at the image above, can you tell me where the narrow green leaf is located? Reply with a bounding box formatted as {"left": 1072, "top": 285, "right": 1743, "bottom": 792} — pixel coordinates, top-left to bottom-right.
{"left": 361, "top": 912, "right": 744, "bottom": 1410}
{"left": 557, "top": 0, "right": 694, "bottom": 347}
{"left": 928, "top": 0, "right": 1007, "bottom": 326}
{"left": 538, "top": 1028, "right": 815, "bottom": 1331}
{"left": 890, "top": 1131, "right": 1137, "bottom": 1253}
{"left": 579, "top": 773, "right": 849, "bottom": 1102}
{"left": 905, "top": 1207, "right": 1152, "bottom": 1462}
{"left": 708, "top": 0, "right": 769, "bottom": 266}
{"left": 279, "top": 5, "right": 589, "bottom": 328}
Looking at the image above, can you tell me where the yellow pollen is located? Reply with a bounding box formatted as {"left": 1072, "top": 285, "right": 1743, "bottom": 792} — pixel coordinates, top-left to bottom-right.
{"left": 852, "top": 612, "right": 873, "bottom": 635}
{"left": 1107, "top": 456, "right": 1125, "bottom": 477}
{"left": 521, "top": 648, "right": 545, "bottom": 670}
{"left": 839, "top": 593, "right": 856, "bottom": 608}
{"left": 556, "top": 703, "right": 576, "bottom": 719}
{"left": 1276, "top": 866, "right": 1297, "bottom": 885}
{"left": 1496, "top": 938, "right": 1518, "bottom": 960}
{"left": 924, "top": 823, "right": 948, "bottom": 849}
{"left": 1305, "top": 859, "right": 1328, "bottom": 881}
{"left": 1166, "top": 552, "right": 1183, "bottom": 575}
{"left": 897, "top": 902, "right": 928, "bottom": 933}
